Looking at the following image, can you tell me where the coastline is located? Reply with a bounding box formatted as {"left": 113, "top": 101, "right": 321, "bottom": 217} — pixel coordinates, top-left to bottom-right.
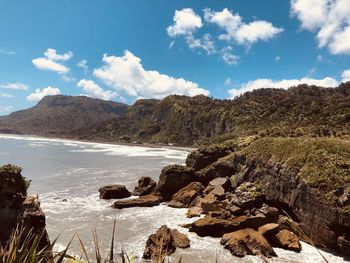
{"left": 0, "top": 132, "right": 197, "bottom": 153}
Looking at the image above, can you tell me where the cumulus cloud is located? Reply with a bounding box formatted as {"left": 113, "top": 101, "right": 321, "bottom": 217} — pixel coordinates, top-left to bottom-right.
{"left": 32, "top": 48, "right": 73, "bottom": 74}
{"left": 77, "top": 79, "right": 118, "bottom": 100}
{"left": 291, "top": 0, "right": 350, "bottom": 55}
{"left": 27, "top": 87, "right": 61, "bottom": 102}
{"left": 185, "top": 33, "right": 216, "bottom": 54}
{"left": 228, "top": 77, "right": 339, "bottom": 98}
{"left": 204, "top": 8, "right": 283, "bottom": 45}
{"left": 342, "top": 69, "right": 350, "bottom": 82}
{"left": 221, "top": 46, "right": 239, "bottom": 65}
{"left": 167, "top": 8, "right": 203, "bottom": 37}
{"left": 0, "top": 82, "right": 29, "bottom": 90}
{"left": 93, "top": 50, "right": 209, "bottom": 98}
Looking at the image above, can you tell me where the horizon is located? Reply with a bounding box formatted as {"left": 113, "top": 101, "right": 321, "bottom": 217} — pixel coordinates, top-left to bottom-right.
{"left": 1, "top": 0, "right": 350, "bottom": 114}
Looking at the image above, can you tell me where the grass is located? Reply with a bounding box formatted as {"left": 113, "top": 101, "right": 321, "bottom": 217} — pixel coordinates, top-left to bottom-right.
{"left": 241, "top": 137, "right": 350, "bottom": 211}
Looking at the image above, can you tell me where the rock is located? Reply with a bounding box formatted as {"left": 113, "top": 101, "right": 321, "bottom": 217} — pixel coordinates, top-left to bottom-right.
{"left": 156, "top": 165, "right": 196, "bottom": 200}
{"left": 132, "top": 177, "right": 156, "bottom": 196}
{"left": 337, "top": 235, "right": 350, "bottom": 256}
{"left": 143, "top": 225, "right": 190, "bottom": 262}
{"left": 62, "top": 198, "right": 68, "bottom": 202}
{"left": 209, "top": 177, "right": 231, "bottom": 190}
{"left": 271, "top": 230, "right": 302, "bottom": 252}
{"left": 258, "top": 223, "right": 280, "bottom": 237}
{"left": 112, "top": 194, "right": 162, "bottom": 209}
{"left": 189, "top": 215, "right": 248, "bottom": 237}
{"left": 230, "top": 183, "right": 264, "bottom": 209}
{"left": 228, "top": 204, "right": 243, "bottom": 216}
{"left": 143, "top": 225, "right": 175, "bottom": 261}
{"left": 171, "top": 229, "right": 190, "bottom": 248}
{"left": 185, "top": 146, "right": 233, "bottom": 171}
{"left": 0, "top": 164, "right": 51, "bottom": 257}
{"left": 186, "top": 207, "right": 203, "bottom": 218}
{"left": 168, "top": 182, "right": 204, "bottom": 208}
{"left": 99, "top": 185, "right": 131, "bottom": 199}
{"left": 210, "top": 185, "right": 226, "bottom": 200}
{"left": 221, "top": 228, "right": 277, "bottom": 257}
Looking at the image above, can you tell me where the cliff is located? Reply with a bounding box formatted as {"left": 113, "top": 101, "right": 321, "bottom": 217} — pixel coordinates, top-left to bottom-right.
{"left": 79, "top": 82, "right": 350, "bottom": 145}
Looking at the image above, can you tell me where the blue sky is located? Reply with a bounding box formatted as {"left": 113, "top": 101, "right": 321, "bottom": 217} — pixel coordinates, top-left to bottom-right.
{"left": 0, "top": 0, "right": 349, "bottom": 114}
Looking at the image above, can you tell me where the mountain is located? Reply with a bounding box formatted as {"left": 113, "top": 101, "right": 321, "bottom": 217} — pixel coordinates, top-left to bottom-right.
{"left": 78, "top": 82, "right": 350, "bottom": 145}
{"left": 0, "top": 95, "right": 129, "bottom": 136}
{"left": 1, "top": 83, "right": 349, "bottom": 145}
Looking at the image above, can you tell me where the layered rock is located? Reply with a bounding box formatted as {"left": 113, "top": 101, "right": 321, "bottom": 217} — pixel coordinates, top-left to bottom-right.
{"left": 99, "top": 185, "right": 131, "bottom": 199}
{"left": 143, "top": 225, "right": 190, "bottom": 262}
{"left": 168, "top": 182, "right": 204, "bottom": 208}
{"left": 0, "top": 164, "right": 51, "bottom": 255}
{"left": 112, "top": 194, "right": 162, "bottom": 209}
{"left": 132, "top": 176, "right": 156, "bottom": 196}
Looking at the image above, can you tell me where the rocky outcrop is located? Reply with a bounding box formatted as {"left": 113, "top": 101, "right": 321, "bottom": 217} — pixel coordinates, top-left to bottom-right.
{"left": 132, "top": 177, "right": 156, "bottom": 196}
{"left": 143, "top": 225, "right": 190, "bottom": 262}
{"left": 99, "top": 185, "right": 131, "bottom": 199}
{"left": 156, "top": 165, "right": 195, "bottom": 200}
{"left": 168, "top": 182, "right": 204, "bottom": 208}
{"left": 220, "top": 228, "right": 277, "bottom": 257}
{"left": 112, "top": 194, "right": 162, "bottom": 209}
{"left": 0, "top": 164, "right": 51, "bottom": 255}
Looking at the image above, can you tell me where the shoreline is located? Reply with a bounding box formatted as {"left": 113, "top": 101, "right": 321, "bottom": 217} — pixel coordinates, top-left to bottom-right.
{"left": 0, "top": 132, "right": 197, "bottom": 153}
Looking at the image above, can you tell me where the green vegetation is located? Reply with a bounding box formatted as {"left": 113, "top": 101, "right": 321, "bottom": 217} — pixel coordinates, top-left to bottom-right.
{"left": 242, "top": 137, "right": 350, "bottom": 209}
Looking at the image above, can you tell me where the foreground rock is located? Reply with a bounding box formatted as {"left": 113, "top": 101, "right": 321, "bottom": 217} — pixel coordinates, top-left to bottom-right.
{"left": 112, "top": 194, "right": 162, "bottom": 209}
{"left": 221, "top": 228, "right": 277, "bottom": 257}
{"left": 271, "top": 230, "right": 302, "bottom": 252}
{"left": 143, "top": 225, "right": 190, "bottom": 262}
{"left": 132, "top": 176, "right": 156, "bottom": 196}
{"left": 0, "top": 164, "right": 51, "bottom": 257}
{"left": 99, "top": 184, "right": 131, "bottom": 199}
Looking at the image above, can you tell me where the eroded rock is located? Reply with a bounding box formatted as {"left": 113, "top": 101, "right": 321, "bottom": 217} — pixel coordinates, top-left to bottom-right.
{"left": 99, "top": 185, "right": 131, "bottom": 199}
{"left": 132, "top": 177, "right": 156, "bottom": 196}
{"left": 112, "top": 194, "right": 162, "bottom": 209}
{"left": 169, "top": 182, "right": 204, "bottom": 208}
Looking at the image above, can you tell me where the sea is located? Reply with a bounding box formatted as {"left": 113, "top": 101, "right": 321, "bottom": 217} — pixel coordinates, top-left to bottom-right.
{"left": 0, "top": 134, "right": 348, "bottom": 263}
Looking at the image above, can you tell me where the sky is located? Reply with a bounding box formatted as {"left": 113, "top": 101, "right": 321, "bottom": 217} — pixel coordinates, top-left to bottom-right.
{"left": 0, "top": 0, "right": 350, "bottom": 114}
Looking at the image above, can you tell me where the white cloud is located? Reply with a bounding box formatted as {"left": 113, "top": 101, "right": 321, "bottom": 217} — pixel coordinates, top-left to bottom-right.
{"left": 221, "top": 46, "right": 239, "bottom": 65}
{"left": 32, "top": 48, "right": 73, "bottom": 74}
{"left": 204, "top": 8, "right": 283, "bottom": 45}
{"left": 291, "top": 0, "right": 350, "bottom": 55}
{"left": 167, "top": 8, "right": 203, "bottom": 37}
{"left": 275, "top": 56, "right": 281, "bottom": 62}
{"left": 228, "top": 77, "right": 339, "bottom": 98}
{"left": 0, "top": 82, "right": 29, "bottom": 90}
{"left": 44, "top": 48, "right": 73, "bottom": 61}
{"left": 342, "top": 69, "right": 350, "bottom": 82}
{"left": 77, "top": 59, "right": 88, "bottom": 74}
{"left": 77, "top": 79, "right": 118, "bottom": 100}
{"left": 0, "top": 106, "right": 13, "bottom": 114}
{"left": 185, "top": 33, "right": 216, "bottom": 54}
{"left": 0, "top": 93, "right": 14, "bottom": 98}
{"left": 225, "top": 78, "right": 232, "bottom": 86}
{"left": 27, "top": 87, "right": 61, "bottom": 102}
{"left": 93, "top": 50, "right": 209, "bottom": 98}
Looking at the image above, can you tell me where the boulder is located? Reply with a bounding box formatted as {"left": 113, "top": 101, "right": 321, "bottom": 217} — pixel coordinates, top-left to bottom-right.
{"left": 209, "top": 177, "right": 231, "bottom": 190}
{"left": 132, "top": 177, "right": 156, "bottom": 196}
{"left": 112, "top": 194, "right": 162, "bottom": 209}
{"left": 185, "top": 145, "right": 233, "bottom": 171}
{"left": 171, "top": 229, "right": 190, "bottom": 248}
{"left": 210, "top": 185, "right": 226, "bottom": 200}
{"left": 156, "top": 165, "right": 195, "bottom": 200}
{"left": 186, "top": 207, "right": 203, "bottom": 218}
{"left": 143, "top": 225, "right": 175, "bottom": 261}
{"left": 168, "top": 182, "right": 204, "bottom": 208}
{"left": 271, "top": 230, "right": 302, "bottom": 252}
{"left": 258, "top": 223, "right": 280, "bottom": 237}
{"left": 220, "top": 228, "right": 277, "bottom": 257}
{"left": 189, "top": 215, "right": 247, "bottom": 237}
{"left": 143, "top": 225, "right": 190, "bottom": 261}
{"left": 99, "top": 185, "right": 131, "bottom": 199}
{"left": 230, "top": 183, "right": 264, "bottom": 209}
